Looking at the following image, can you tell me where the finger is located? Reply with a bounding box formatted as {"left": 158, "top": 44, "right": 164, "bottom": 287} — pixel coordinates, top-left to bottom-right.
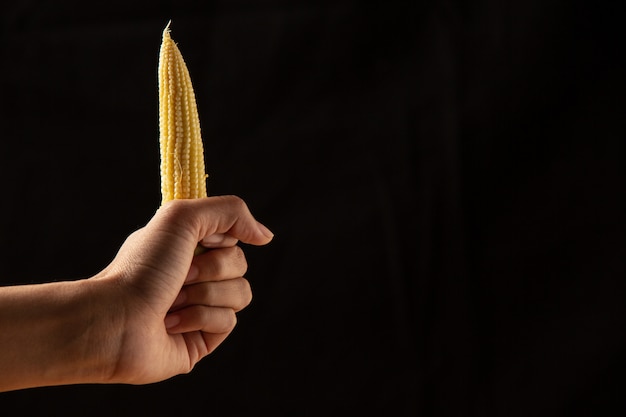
{"left": 201, "top": 332, "right": 230, "bottom": 355}
{"left": 186, "top": 246, "right": 248, "bottom": 283}
{"left": 154, "top": 195, "right": 274, "bottom": 248}
{"left": 165, "top": 306, "right": 237, "bottom": 334}
{"left": 199, "top": 233, "right": 239, "bottom": 249}
{"left": 183, "top": 331, "right": 230, "bottom": 359}
{"left": 171, "top": 277, "right": 252, "bottom": 312}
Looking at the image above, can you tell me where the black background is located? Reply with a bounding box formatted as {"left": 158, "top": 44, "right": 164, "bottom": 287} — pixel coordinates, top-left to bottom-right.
{"left": 0, "top": 1, "right": 625, "bottom": 416}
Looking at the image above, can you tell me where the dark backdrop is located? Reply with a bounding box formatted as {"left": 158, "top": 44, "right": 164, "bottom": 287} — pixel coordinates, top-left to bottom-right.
{"left": 0, "top": 1, "right": 624, "bottom": 416}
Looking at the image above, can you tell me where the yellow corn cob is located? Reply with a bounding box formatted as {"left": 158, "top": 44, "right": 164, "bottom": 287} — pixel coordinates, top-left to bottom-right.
{"left": 158, "top": 21, "right": 208, "bottom": 206}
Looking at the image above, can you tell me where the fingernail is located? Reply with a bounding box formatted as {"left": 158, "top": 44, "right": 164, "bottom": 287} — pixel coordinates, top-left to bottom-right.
{"left": 185, "top": 264, "right": 199, "bottom": 283}
{"left": 256, "top": 221, "right": 274, "bottom": 240}
{"left": 164, "top": 314, "right": 180, "bottom": 329}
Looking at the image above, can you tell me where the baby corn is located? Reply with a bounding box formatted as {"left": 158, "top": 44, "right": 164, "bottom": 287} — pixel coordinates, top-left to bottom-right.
{"left": 158, "top": 22, "right": 208, "bottom": 206}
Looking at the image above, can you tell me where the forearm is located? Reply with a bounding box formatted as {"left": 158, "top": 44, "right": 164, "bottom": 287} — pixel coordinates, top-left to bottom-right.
{"left": 0, "top": 278, "right": 119, "bottom": 392}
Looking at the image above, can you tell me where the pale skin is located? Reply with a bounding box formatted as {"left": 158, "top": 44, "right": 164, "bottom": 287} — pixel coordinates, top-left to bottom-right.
{"left": 0, "top": 195, "right": 274, "bottom": 392}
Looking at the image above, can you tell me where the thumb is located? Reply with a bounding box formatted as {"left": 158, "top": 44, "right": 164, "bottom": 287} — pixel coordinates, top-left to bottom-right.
{"left": 156, "top": 195, "right": 274, "bottom": 248}
{"left": 199, "top": 195, "right": 274, "bottom": 245}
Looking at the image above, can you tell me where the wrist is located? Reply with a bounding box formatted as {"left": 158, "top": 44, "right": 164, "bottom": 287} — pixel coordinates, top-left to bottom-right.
{"left": 62, "top": 276, "right": 126, "bottom": 385}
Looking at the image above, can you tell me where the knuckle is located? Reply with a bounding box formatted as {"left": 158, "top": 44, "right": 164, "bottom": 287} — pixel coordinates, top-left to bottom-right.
{"left": 231, "top": 245, "right": 248, "bottom": 275}
{"left": 236, "top": 278, "right": 253, "bottom": 310}
{"left": 228, "top": 194, "right": 246, "bottom": 209}
{"left": 215, "top": 194, "right": 246, "bottom": 211}
{"left": 226, "top": 195, "right": 252, "bottom": 220}
{"left": 219, "top": 309, "right": 237, "bottom": 332}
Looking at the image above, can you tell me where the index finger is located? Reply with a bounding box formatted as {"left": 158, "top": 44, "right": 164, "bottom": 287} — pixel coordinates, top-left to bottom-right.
{"left": 199, "top": 233, "right": 239, "bottom": 249}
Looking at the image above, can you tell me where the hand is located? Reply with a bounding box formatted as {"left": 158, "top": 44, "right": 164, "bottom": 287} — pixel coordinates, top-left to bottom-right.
{"left": 92, "top": 195, "right": 273, "bottom": 385}
{"left": 0, "top": 195, "right": 272, "bottom": 392}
